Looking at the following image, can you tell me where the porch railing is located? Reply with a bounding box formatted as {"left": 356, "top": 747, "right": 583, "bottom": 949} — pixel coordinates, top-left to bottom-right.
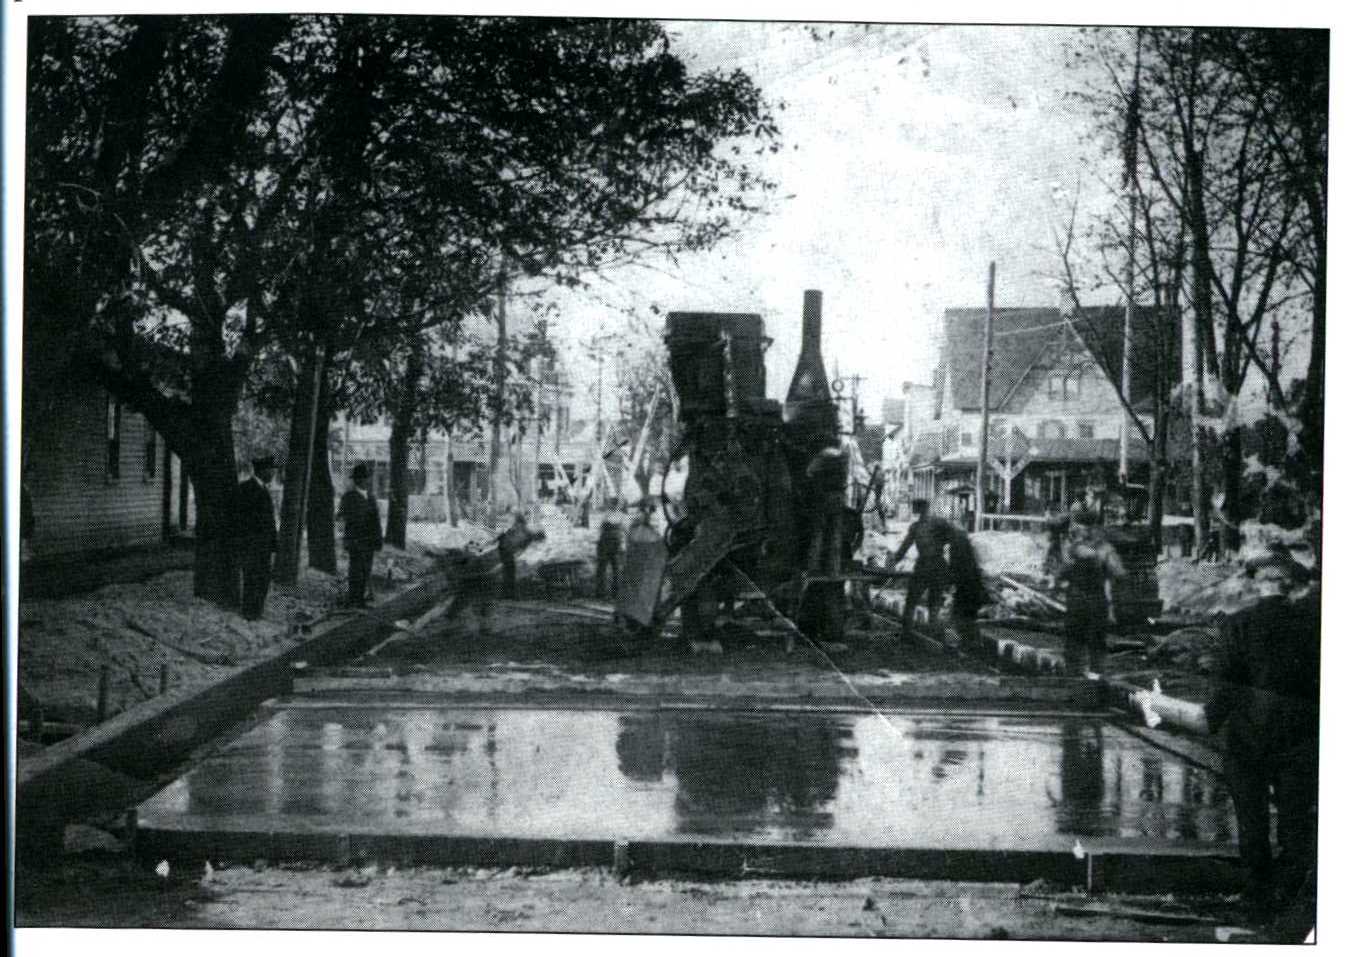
{"left": 977, "top": 513, "right": 1048, "bottom": 533}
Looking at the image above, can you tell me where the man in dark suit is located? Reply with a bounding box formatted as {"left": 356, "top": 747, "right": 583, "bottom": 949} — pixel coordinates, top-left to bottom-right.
{"left": 235, "top": 455, "right": 278, "bottom": 620}
{"left": 339, "top": 463, "right": 383, "bottom": 607}
{"left": 1205, "top": 592, "right": 1320, "bottom": 933}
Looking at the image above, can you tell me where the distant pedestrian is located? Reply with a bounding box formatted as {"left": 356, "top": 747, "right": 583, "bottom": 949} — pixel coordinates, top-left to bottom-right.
{"left": 338, "top": 463, "right": 383, "bottom": 607}
{"left": 595, "top": 502, "right": 624, "bottom": 599}
{"left": 235, "top": 455, "right": 278, "bottom": 620}
{"left": 497, "top": 510, "right": 543, "bottom": 600}
{"left": 887, "top": 498, "right": 957, "bottom": 642}
{"left": 1055, "top": 515, "right": 1124, "bottom": 678}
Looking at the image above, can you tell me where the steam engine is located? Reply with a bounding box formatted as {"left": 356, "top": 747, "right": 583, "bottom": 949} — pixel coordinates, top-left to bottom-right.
{"left": 661, "top": 290, "right": 851, "bottom": 646}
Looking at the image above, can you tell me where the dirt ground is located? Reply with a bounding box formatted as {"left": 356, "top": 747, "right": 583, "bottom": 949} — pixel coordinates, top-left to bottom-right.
{"left": 17, "top": 854, "right": 1292, "bottom": 942}
{"left": 17, "top": 533, "right": 449, "bottom": 725}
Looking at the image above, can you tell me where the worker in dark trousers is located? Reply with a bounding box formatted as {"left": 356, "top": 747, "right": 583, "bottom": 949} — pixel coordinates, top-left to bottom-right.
{"left": 946, "top": 525, "right": 986, "bottom": 652}
{"left": 595, "top": 502, "right": 624, "bottom": 599}
{"left": 235, "top": 455, "right": 278, "bottom": 621}
{"left": 887, "top": 498, "right": 956, "bottom": 642}
{"left": 1055, "top": 514, "right": 1124, "bottom": 678}
{"left": 1205, "top": 592, "right": 1320, "bottom": 933}
{"left": 338, "top": 463, "right": 383, "bottom": 607}
{"left": 497, "top": 511, "right": 543, "bottom": 599}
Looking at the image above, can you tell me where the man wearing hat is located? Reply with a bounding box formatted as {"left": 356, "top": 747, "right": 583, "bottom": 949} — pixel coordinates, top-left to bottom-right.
{"left": 236, "top": 455, "right": 279, "bottom": 620}
{"left": 339, "top": 463, "right": 384, "bottom": 607}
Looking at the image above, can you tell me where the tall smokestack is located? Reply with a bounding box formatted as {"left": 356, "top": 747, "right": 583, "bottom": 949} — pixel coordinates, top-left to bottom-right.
{"left": 784, "top": 289, "right": 836, "bottom": 442}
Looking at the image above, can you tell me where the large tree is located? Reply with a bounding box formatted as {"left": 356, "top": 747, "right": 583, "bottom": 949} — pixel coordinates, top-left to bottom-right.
{"left": 1063, "top": 26, "right": 1318, "bottom": 552}
{"left": 25, "top": 15, "right": 779, "bottom": 602}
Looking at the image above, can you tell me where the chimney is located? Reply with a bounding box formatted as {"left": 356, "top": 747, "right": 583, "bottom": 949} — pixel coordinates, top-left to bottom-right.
{"left": 784, "top": 289, "right": 837, "bottom": 443}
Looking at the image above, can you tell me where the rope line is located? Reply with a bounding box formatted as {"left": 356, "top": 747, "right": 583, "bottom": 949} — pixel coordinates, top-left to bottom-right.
{"left": 725, "top": 561, "right": 908, "bottom": 740}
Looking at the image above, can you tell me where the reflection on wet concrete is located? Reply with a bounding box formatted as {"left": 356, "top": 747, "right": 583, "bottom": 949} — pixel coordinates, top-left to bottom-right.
{"left": 141, "top": 706, "right": 1236, "bottom": 852}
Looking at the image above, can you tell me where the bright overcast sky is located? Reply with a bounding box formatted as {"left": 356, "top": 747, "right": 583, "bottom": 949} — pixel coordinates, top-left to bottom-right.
{"left": 552, "top": 20, "right": 1117, "bottom": 421}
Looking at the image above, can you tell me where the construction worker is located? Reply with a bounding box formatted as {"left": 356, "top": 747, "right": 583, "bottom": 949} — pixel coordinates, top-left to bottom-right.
{"left": 595, "top": 501, "right": 624, "bottom": 599}
{"left": 1055, "top": 513, "right": 1124, "bottom": 678}
{"left": 946, "top": 525, "right": 987, "bottom": 652}
{"left": 497, "top": 510, "right": 543, "bottom": 600}
{"left": 886, "top": 498, "right": 956, "bottom": 642}
{"left": 1043, "top": 509, "right": 1070, "bottom": 577}
{"left": 1205, "top": 592, "right": 1320, "bottom": 931}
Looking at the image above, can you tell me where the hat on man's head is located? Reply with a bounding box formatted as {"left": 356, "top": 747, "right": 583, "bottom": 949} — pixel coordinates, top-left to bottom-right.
{"left": 252, "top": 454, "right": 276, "bottom": 472}
{"left": 352, "top": 463, "right": 370, "bottom": 482}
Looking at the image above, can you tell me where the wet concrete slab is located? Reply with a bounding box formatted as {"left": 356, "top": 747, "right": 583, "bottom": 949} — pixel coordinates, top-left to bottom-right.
{"left": 136, "top": 703, "right": 1237, "bottom": 888}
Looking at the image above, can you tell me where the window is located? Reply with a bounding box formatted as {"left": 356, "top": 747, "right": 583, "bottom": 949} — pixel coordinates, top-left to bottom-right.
{"left": 1077, "top": 422, "right": 1095, "bottom": 439}
{"left": 1037, "top": 420, "right": 1066, "bottom": 440}
{"left": 106, "top": 395, "right": 122, "bottom": 481}
{"left": 1048, "top": 372, "right": 1082, "bottom": 400}
{"left": 960, "top": 431, "right": 973, "bottom": 447}
{"left": 144, "top": 417, "right": 157, "bottom": 481}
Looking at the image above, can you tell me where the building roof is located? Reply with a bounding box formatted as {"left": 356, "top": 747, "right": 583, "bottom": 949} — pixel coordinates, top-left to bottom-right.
{"left": 881, "top": 397, "right": 906, "bottom": 426}
{"left": 1071, "top": 305, "right": 1178, "bottom": 411}
{"left": 928, "top": 436, "right": 1150, "bottom": 468}
{"left": 937, "top": 307, "right": 1063, "bottom": 414}
{"left": 935, "top": 305, "right": 1172, "bottom": 414}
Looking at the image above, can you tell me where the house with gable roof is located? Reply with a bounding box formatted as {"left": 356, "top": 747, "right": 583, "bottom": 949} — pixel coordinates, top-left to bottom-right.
{"left": 910, "top": 304, "right": 1171, "bottom": 524}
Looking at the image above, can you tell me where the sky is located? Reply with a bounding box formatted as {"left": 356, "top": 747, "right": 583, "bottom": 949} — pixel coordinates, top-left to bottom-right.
{"left": 547, "top": 21, "right": 1118, "bottom": 423}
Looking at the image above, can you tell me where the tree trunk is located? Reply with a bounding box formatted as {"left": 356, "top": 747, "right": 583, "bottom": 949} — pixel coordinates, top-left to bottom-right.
{"left": 188, "top": 428, "right": 242, "bottom": 608}
{"left": 275, "top": 344, "right": 325, "bottom": 584}
{"left": 1303, "top": 221, "right": 1326, "bottom": 482}
{"left": 176, "top": 363, "right": 246, "bottom": 607}
{"left": 489, "top": 272, "right": 508, "bottom": 519}
{"left": 445, "top": 430, "right": 459, "bottom": 527}
{"left": 1220, "top": 427, "right": 1243, "bottom": 555}
{"left": 1147, "top": 391, "right": 1170, "bottom": 553}
{"left": 1185, "top": 142, "right": 1213, "bottom": 560}
{"left": 305, "top": 370, "right": 338, "bottom": 574}
{"left": 385, "top": 349, "right": 423, "bottom": 550}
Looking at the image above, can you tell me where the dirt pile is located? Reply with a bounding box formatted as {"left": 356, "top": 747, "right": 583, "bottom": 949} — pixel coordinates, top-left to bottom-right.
{"left": 18, "top": 546, "right": 440, "bottom": 725}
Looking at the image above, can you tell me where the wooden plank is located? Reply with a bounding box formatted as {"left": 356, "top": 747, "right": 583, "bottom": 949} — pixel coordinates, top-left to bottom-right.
{"left": 655, "top": 513, "right": 738, "bottom": 619}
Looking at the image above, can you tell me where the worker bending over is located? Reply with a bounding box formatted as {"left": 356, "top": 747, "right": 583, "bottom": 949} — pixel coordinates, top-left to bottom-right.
{"left": 497, "top": 511, "right": 544, "bottom": 600}
{"left": 886, "top": 498, "right": 958, "bottom": 642}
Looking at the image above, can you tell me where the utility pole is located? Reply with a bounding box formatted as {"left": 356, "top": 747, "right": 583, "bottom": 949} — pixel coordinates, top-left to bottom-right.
{"left": 531, "top": 319, "right": 547, "bottom": 510}
{"left": 445, "top": 337, "right": 460, "bottom": 528}
{"left": 1120, "top": 28, "right": 1142, "bottom": 485}
{"left": 489, "top": 269, "right": 507, "bottom": 520}
{"left": 975, "top": 262, "right": 995, "bottom": 532}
